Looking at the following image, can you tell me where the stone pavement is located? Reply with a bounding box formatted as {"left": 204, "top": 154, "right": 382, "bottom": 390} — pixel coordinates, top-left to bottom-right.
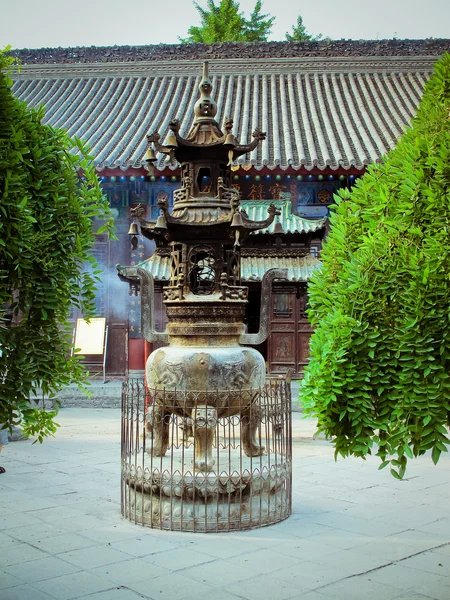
{"left": 0, "top": 409, "right": 449, "bottom": 600}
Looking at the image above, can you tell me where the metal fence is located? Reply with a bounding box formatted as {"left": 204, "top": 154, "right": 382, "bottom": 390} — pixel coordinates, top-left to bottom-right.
{"left": 121, "top": 379, "right": 292, "bottom": 532}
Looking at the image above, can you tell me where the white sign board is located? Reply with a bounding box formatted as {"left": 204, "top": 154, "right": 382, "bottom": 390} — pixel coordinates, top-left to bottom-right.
{"left": 74, "top": 318, "right": 106, "bottom": 355}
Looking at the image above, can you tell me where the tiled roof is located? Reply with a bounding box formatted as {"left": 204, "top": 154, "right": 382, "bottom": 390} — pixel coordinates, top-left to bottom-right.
{"left": 242, "top": 200, "right": 326, "bottom": 234}
{"left": 140, "top": 253, "right": 170, "bottom": 281}
{"left": 241, "top": 253, "right": 321, "bottom": 282}
{"left": 136, "top": 251, "right": 321, "bottom": 283}
{"left": 10, "top": 41, "right": 449, "bottom": 172}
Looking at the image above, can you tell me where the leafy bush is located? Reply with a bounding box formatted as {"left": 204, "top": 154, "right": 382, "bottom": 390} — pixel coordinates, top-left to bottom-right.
{"left": 0, "top": 48, "right": 114, "bottom": 441}
{"left": 300, "top": 53, "right": 450, "bottom": 478}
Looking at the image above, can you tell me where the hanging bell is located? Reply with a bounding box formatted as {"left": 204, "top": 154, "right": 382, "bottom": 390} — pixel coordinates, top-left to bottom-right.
{"left": 224, "top": 132, "right": 236, "bottom": 147}
{"left": 231, "top": 211, "right": 244, "bottom": 228}
{"left": 128, "top": 221, "right": 139, "bottom": 236}
{"left": 155, "top": 214, "right": 168, "bottom": 231}
{"left": 128, "top": 220, "right": 139, "bottom": 250}
{"left": 165, "top": 130, "right": 178, "bottom": 149}
{"left": 273, "top": 220, "right": 285, "bottom": 235}
{"left": 144, "top": 146, "right": 156, "bottom": 176}
{"left": 144, "top": 147, "right": 156, "bottom": 162}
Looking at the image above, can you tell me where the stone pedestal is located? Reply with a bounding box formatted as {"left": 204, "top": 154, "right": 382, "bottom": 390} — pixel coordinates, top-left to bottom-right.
{"left": 123, "top": 450, "right": 290, "bottom": 531}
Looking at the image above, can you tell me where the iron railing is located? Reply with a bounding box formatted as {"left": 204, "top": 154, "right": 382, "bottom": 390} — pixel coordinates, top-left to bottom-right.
{"left": 121, "top": 378, "right": 292, "bottom": 532}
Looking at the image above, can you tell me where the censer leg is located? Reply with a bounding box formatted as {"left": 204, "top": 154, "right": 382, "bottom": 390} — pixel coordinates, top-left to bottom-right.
{"left": 146, "top": 403, "right": 170, "bottom": 457}
{"left": 193, "top": 406, "right": 217, "bottom": 472}
{"left": 242, "top": 403, "right": 265, "bottom": 457}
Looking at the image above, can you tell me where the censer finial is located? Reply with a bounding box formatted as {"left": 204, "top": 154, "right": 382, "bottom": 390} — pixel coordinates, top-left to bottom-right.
{"left": 193, "top": 61, "right": 217, "bottom": 121}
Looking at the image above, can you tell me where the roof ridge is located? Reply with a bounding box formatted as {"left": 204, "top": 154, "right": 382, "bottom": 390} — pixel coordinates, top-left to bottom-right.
{"left": 10, "top": 39, "right": 450, "bottom": 66}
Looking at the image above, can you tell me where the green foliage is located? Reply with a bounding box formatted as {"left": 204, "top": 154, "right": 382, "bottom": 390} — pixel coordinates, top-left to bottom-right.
{"left": 180, "top": 0, "right": 274, "bottom": 43}
{"left": 0, "top": 48, "right": 115, "bottom": 440}
{"left": 300, "top": 53, "right": 450, "bottom": 478}
{"left": 21, "top": 406, "right": 60, "bottom": 444}
{"left": 285, "top": 15, "right": 324, "bottom": 42}
{"left": 242, "top": 1, "right": 275, "bottom": 42}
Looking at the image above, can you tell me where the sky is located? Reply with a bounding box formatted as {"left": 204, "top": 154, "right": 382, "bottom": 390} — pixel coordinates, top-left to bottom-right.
{"left": 1, "top": 0, "right": 449, "bottom": 50}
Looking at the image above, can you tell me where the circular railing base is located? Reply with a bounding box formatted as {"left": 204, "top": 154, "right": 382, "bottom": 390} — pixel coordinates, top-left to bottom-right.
{"left": 121, "top": 380, "right": 292, "bottom": 532}
{"left": 123, "top": 485, "right": 290, "bottom": 532}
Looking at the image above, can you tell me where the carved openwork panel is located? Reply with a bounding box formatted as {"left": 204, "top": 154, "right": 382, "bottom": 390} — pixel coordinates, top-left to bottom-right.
{"left": 170, "top": 243, "right": 183, "bottom": 286}
{"left": 219, "top": 284, "right": 248, "bottom": 301}
{"left": 173, "top": 186, "right": 189, "bottom": 204}
{"left": 217, "top": 177, "right": 240, "bottom": 202}
{"left": 225, "top": 248, "right": 241, "bottom": 286}
{"left": 188, "top": 244, "right": 217, "bottom": 295}
{"left": 193, "top": 163, "right": 219, "bottom": 196}
{"left": 172, "top": 164, "right": 192, "bottom": 202}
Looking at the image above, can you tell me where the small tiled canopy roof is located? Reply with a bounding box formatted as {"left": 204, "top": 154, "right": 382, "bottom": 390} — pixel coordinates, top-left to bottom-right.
{"left": 10, "top": 39, "right": 450, "bottom": 172}
{"left": 132, "top": 250, "right": 322, "bottom": 283}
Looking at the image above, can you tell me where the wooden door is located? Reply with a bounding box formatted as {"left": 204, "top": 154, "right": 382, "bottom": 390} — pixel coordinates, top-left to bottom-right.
{"left": 296, "top": 283, "right": 313, "bottom": 375}
{"left": 268, "top": 284, "right": 312, "bottom": 377}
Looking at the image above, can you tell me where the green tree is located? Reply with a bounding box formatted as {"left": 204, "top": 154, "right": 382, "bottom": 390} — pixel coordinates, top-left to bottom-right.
{"left": 299, "top": 54, "right": 450, "bottom": 478}
{"left": 285, "top": 15, "right": 323, "bottom": 42}
{"left": 180, "top": 0, "right": 274, "bottom": 43}
{"left": 0, "top": 48, "right": 114, "bottom": 442}
{"left": 243, "top": 1, "right": 275, "bottom": 42}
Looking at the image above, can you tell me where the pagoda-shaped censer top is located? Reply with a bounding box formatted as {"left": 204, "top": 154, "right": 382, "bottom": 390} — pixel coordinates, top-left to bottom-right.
{"left": 133, "top": 62, "right": 279, "bottom": 242}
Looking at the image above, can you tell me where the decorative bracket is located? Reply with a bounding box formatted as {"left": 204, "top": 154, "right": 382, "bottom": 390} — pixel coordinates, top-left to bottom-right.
{"left": 137, "top": 268, "right": 169, "bottom": 344}
{"left": 241, "top": 203, "right": 281, "bottom": 231}
{"left": 239, "top": 268, "right": 287, "bottom": 346}
{"left": 147, "top": 132, "right": 171, "bottom": 157}
{"left": 233, "top": 128, "right": 267, "bottom": 157}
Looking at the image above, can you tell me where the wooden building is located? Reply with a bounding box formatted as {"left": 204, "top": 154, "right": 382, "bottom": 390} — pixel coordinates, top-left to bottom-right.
{"left": 10, "top": 39, "right": 450, "bottom": 376}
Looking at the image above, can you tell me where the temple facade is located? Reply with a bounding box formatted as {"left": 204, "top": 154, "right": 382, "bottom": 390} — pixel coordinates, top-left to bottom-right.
{"left": 10, "top": 39, "right": 450, "bottom": 376}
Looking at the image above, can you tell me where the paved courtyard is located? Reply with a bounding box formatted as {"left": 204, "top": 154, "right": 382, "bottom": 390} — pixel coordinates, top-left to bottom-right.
{"left": 1, "top": 408, "right": 449, "bottom": 600}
